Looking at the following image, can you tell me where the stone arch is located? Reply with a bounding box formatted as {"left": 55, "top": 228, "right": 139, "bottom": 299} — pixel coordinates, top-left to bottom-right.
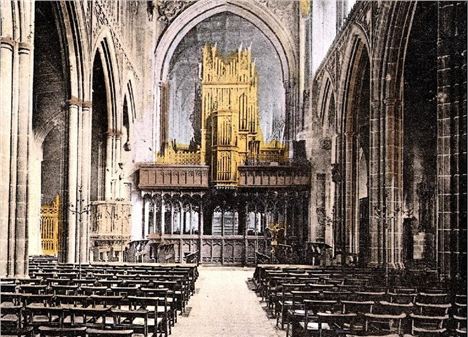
{"left": 92, "top": 30, "right": 121, "bottom": 133}
{"left": 400, "top": 2, "right": 438, "bottom": 269}
{"left": 338, "top": 28, "right": 370, "bottom": 134}
{"left": 58, "top": 1, "right": 91, "bottom": 102}
{"left": 121, "top": 79, "right": 136, "bottom": 153}
{"left": 153, "top": 0, "right": 298, "bottom": 147}
{"left": 154, "top": 0, "right": 297, "bottom": 83}
{"left": 368, "top": 2, "right": 418, "bottom": 269}
{"left": 338, "top": 29, "right": 371, "bottom": 265}
{"left": 317, "top": 74, "right": 337, "bottom": 133}
{"left": 30, "top": 1, "right": 92, "bottom": 265}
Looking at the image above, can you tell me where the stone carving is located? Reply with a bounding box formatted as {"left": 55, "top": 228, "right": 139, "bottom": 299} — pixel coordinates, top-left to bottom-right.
{"left": 331, "top": 163, "right": 341, "bottom": 183}
{"left": 353, "top": 3, "right": 371, "bottom": 45}
{"left": 256, "top": 0, "right": 297, "bottom": 39}
{"left": 320, "top": 137, "right": 332, "bottom": 151}
{"left": 93, "top": 0, "right": 141, "bottom": 82}
{"left": 157, "top": 0, "right": 193, "bottom": 24}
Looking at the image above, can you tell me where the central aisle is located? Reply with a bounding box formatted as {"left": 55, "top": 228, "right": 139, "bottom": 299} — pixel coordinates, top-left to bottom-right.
{"left": 171, "top": 266, "right": 283, "bottom": 337}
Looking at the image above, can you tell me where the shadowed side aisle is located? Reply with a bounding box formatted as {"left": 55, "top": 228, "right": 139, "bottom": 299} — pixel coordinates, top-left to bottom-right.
{"left": 171, "top": 266, "right": 283, "bottom": 337}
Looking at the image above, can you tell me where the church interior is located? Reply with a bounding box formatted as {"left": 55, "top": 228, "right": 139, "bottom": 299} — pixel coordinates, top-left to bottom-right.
{"left": 0, "top": 0, "right": 466, "bottom": 336}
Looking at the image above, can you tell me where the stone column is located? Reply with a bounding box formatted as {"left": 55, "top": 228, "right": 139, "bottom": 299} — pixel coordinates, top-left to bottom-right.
{"left": 161, "top": 198, "right": 165, "bottom": 235}
{"left": 343, "top": 131, "right": 355, "bottom": 256}
{"left": 383, "top": 98, "right": 403, "bottom": 269}
{"left": 7, "top": 41, "right": 19, "bottom": 276}
{"left": 115, "top": 136, "right": 122, "bottom": 199}
{"left": 105, "top": 133, "right": 113, "bottom": 200}
{"left": 67, "top": 100, "right": 79, "bottom": 263}
{"left": 368, "top": 100, "right": 382, "bottom": 267}
{"left": 221, "top": 210, "right": 225, "bottom": 236}
{"left": 28, "top": 141, "right": 42, "bottom": 256}
{"left": 199, "top": 203, "right": 204, "bottom": 263}
{"left": 14, "top": 42, "right": 33, "bottom": 276}
{"left": 0, "top": 36, "right": 15, "bottom": 276}
{"left": 143, "top": 198, "right": 150, "bottom": 238}
{"left": 189, "top": 205, "right": 193, "bottom": 235}
{"left": 178, "top": 202, "right": 183, "bottom": 234}
{"left": 170, "top": 203, "right": 174, "bottom": 235}
{"left": 243, "top": 202, "right": 248, "bottom": 264}
{"left": 80, "top": 104, "right": 92, "bottom": 262}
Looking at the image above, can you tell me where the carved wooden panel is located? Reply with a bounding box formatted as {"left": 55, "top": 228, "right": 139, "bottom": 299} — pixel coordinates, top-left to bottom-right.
{"left": 238, "top": 165, "right": 310, "bottom": 188}
{"left": 139, "top": 165, "right": 209, "bottom": 189}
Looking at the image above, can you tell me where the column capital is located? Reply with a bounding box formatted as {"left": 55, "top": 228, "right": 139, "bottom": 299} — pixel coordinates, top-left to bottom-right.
{"left": 371, "top": 100, "right": 381, "bottom": 109}
{"left": 383, "top": 98, "right": 400, "bottom": 107}
{"left": 66, "top": 97, "right": 82, "bottom": 108}
{"left": 18, "top": 42, "right": 31, "bottom": 53}
{"left": 107, "top": 129, "right": 122, "bottom": 138}
{"left": 82, "top": 101, "right": 92, "bottom": 109}
{"left": 0, "top": 37, "right": 15, "bottom": 49}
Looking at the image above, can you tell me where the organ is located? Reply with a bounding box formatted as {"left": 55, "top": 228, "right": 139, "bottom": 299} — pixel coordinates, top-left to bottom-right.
{"left": 157, "top": 44, "right": 288, "bottom": 187}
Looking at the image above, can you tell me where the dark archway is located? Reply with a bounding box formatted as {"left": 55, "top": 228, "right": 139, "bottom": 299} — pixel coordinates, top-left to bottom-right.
{"left": 32, "top": 1, "right": 69, "bottom": 258}
{"left": 91, "top": 52, "right": 109, "bottom": 202}
{"left": 403, "top": 2, "right": 438, "bottom": 266}
{"left": 342, "top": 37, "right": 370, "bottom": 266}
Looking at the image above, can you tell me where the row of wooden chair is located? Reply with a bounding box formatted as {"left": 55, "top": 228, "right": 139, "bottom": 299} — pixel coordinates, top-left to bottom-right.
{"left": 252, "top": 265, "right": 466, "bottom": 337}
{"left": 1, "top": 260, "right": 198, "bottom": 337}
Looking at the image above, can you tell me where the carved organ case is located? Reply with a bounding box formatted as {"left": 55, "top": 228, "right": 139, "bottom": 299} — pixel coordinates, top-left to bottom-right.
{"left": 201, "top": 44, "right": 260, "bottom": 187}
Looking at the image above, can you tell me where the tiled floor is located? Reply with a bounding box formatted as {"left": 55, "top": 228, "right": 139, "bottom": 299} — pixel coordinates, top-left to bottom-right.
{"left": 171, "top": 266, "right": 283, "bottom": 337}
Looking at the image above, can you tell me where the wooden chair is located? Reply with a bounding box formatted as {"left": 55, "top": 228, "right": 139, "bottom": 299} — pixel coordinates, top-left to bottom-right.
{"left": 286, "top": 291, "right": 320, "bottom": 337}
{"left": 297, "top": 300, "right": 339, "bottom": 337}
{"left": 388, "top": 291, "right": 417, "bottom": 304}
{"left": 317, "top": 312, "right": 358, "bottom": 336}
{"left": 322, "top": 291, "right": 352, "bottom": 301}
{"left": 415, "top": 302, "right": 451, "bottom": 316}
{"left": 38, "top": 326, "right": 87, "bottom": 337}
{"left": 352, "top": 291, "right": 386, "bottom": 302}
{"left": 140, "top": 287, "right": 174, "bottom": 319}
{"left": 454, "top": 301, "right": 467, "bottom": 317}
{"left": 0, "top": 321, "right": 33, "bottom": 337}
{"left": 24, "top": 305, "right": 65, "bottom": 329}
{"left": 21, "top": 294, "right": 54, "bottom": 307}
{"left": 276, "top": 283, "right": 308, "bottom": 328}
{"left": 1, "top": 305, "right": 24, "bottom": 331}
{"left": 86, "top": 328, "right": 134, "bottom": 337}
{"left": 128, "top": 296, "right": 166, "bottom": 337}
{"left": 111, "top": 286, "right": 139, "bottom": 297}
{"left": 66, "top": 306, "right": 110, "bottom": 328}
{"left": 0, "top": 283, "right": 17, "bottom": 293}
{"left": 51, "top": 284, "right": 79, "bottom": 296}
{"left": 80, "top": 285, "right": 109, "bottom": 296}
{"left": 341, "top": 300, "right": 374, "bottom": 315}
{"left": 346, "top": 333, "right": 398, "bottom": 337}
{"left": 110, "top": 307, "right": 149, "bottom": 337}
{"left": 454, "top": 314, "right": 467, "bottom": 337}
{"left": 18, "top": 284, "right": 48, "bottom": 294}
{"left": 409, "top": 313, "right": 449, "bottom": 336}
{"left": 417, "top": 292, "right": 449, "bottom": 305}
{"left": 0, "top": 292, "right": 22, "bottom": 305}
{"left": 54, "top": 295, "right": 89, "bottom": 308}
{"left": 375, "top": 301, "right": 414, "bottom": 315}
{"left": 363, "top": 312, "right": 406, "bottom": 334}
{"left": 89, "top": 295, "right": 124, "bottom": 309}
